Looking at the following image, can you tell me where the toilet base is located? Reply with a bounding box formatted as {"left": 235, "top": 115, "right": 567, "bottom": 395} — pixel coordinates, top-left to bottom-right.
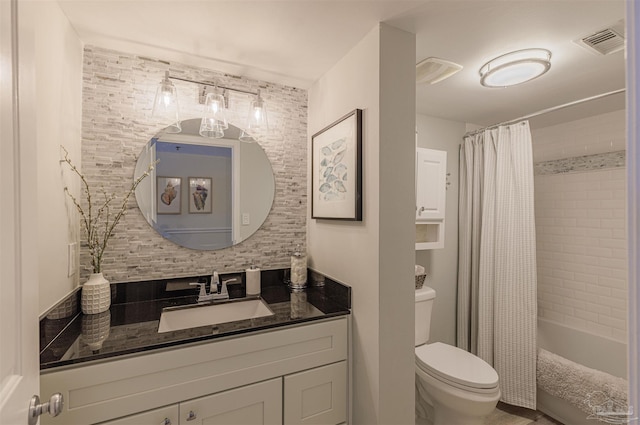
{"left": 415, "top": 378, "right": 434, "bottom": 425}
{"left": 415, "top": 368, "right": 500, "bottom": 425}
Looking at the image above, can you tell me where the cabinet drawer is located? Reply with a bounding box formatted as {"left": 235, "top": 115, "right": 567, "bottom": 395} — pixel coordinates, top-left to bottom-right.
{"left": 98, "top": 404, "right": 178, "bottom": 425}
{"left": 284, "top": 361, "right": 347, "bottom": 425}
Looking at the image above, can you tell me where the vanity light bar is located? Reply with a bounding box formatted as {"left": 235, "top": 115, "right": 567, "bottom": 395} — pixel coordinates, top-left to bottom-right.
{"left": 167, "top": 75, "right": 259, "bottom": 104}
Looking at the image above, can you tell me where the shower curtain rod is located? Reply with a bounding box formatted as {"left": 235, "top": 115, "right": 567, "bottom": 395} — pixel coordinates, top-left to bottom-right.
{"left": 463, "top": 88, "right": 626, "bottom": 138}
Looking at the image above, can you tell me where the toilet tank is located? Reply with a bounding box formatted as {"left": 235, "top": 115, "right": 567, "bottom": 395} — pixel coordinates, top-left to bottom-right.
{"left": 415, "top": 286, "right": 436, "bottom": 346}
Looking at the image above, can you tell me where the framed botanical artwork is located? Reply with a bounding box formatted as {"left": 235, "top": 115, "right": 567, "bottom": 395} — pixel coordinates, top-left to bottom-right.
{"left": 311, "top": 109, "right": 362, "bottom": 220}
{"left": 189, "top": 177, "right": 212, "bottom": 214}
{"left": 157, "top": 177, "right": 181, "bottom": 214}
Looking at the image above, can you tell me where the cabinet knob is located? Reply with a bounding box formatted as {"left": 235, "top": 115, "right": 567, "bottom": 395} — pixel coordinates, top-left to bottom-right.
{"left": 28, "top": 393, "right": 64, "bottom": 425}
{"left": 418, "top": 206, "right": 425, "bottom": 215}
{"left": 186, "top": 410, "right": 197, "bottom": 421}
{"left": 161, "top": 418, "right": 172, "bottom": 425}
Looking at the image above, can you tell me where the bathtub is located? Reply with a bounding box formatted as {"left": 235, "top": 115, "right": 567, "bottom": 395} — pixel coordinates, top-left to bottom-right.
{"left": 537, "top": 319, "right": 628, "bottom": 425}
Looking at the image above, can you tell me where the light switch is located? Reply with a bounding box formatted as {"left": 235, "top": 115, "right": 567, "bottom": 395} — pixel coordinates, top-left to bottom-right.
{"left": 68, "top": 242, "right": 78, "bottom": 277}
{"left": 242, "top": 213, "right": 250, "bottom": 225}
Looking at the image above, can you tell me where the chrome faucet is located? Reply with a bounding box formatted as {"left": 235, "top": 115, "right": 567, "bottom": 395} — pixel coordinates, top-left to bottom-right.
{"left": 189, "top": 271, "right": 233, "bottom": 302}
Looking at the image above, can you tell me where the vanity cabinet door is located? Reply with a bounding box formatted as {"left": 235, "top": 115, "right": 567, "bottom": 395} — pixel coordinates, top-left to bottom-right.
{"left": 179, "top": 378, "right": 282, "bottom": 425}
{"left": 284, "top": 361, "right": 347, "bottom": 425}
{"left": 98, "top": 404, "right": 178, "bottom": 425}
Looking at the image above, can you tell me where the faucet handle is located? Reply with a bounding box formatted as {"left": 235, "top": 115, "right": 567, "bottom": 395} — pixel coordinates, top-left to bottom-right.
{"left": 189, "top": 282, "right": 208, "bottom": 298}
{"left": 222, "top": 277, "right": 239, "bottom": 284}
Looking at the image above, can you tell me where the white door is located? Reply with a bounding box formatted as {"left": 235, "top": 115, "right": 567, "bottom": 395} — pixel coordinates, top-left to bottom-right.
{"left": 627, "top": 0, "right": 640, "bottom": 414}
{"left": 0, "top": 0, "right": 41, "bottom": 424}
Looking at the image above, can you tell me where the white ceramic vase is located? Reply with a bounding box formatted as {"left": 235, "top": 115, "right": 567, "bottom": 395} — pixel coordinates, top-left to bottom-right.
{"left": 81, "top": 273, "right": 111, "bottom": 314}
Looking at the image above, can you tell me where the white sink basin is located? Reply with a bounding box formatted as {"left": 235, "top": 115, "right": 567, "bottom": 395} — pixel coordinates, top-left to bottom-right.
{"left": 158, "top": 298, "right": 275, "bottom": 333}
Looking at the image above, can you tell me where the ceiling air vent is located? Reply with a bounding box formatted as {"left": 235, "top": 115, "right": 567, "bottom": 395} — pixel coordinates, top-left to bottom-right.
{"left": 416, "top": 57, "right": 463, "bottom": 85}
{"left": 576, "top": 21, "right": 625, "bottom": 55}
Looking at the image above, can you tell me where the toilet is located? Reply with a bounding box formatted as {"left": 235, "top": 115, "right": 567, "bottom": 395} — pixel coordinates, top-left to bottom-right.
{"left": 415, "top": 286, "right": 501, "bottom": 425}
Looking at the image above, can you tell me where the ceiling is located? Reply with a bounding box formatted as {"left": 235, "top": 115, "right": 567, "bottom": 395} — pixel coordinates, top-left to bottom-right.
{"left": 57, "top": 0, "right": 626, "bottom": 128}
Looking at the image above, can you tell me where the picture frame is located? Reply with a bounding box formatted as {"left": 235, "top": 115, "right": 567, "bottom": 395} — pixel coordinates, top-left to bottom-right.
{"left": 189, "top": 177, "right": 212, "bottom": 214}
{"left": 311, "top": 109, "right": 362, "bottom": 220}
{"left": 157, "top": 177, "right": 182, "bottom": 214}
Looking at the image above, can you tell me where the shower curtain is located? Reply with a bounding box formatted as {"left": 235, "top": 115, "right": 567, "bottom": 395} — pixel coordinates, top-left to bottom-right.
{"left": 457, "top": 120, "right": 538, "bottom": 409}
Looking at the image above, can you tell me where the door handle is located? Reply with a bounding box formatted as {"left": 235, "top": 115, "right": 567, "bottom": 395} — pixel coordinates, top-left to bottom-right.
{"left": 28, "top": 393, "right": 63, "bottom": 425}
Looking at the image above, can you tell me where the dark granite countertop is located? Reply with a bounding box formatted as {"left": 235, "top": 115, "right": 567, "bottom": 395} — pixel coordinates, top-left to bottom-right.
{"left": 40, "top": 269, "right": 350, "bottom": 371}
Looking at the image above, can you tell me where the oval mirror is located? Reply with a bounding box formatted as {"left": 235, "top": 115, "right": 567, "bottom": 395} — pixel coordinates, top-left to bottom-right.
{"left": 134, "top": 119, "right": 275, "bottom": 250}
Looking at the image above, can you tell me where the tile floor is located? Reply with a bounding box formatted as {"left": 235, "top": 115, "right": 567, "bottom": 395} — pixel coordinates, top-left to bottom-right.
{"left": 484, "top": 402, "right": 564, "bottom": 425}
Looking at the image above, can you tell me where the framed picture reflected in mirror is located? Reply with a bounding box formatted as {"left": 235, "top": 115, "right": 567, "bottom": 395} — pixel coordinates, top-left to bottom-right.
{"left": 189, "top": 177, "right": 212, "bottom": 214}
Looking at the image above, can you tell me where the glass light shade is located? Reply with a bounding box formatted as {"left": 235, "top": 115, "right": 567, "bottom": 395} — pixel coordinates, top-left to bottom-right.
{"left": 199, "top": 118, "right": 225, "bottom": 139}
{"left": 199, "top": 91, "right": 228, "bottom": 138}
{"left": 152, "top": 71, "right": 181, "bottom": 133}
{"left": 244, "top": 90, "right": 268, "bottom": 132}
{"left": 479, "top": 48, "right": 551, "bottom": 88}
{"left": 239, "top": 129, "right": 256, "bottom": 143}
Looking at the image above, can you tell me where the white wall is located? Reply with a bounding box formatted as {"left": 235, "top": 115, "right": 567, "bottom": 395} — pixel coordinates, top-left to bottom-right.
{"left": 308, "top": 23, "right": 415, "bottom": 424}
{"left": 415, "top": 115, "right": 465, "bottom": 346}
{"left": 35, "top": 0, "right": 83, "bottom": 315}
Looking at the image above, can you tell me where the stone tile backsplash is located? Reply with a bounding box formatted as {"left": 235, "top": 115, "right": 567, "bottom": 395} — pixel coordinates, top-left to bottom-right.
{"left": 81, "top": 46, "right": 307, "bottom": 283}
{"left": 534, "top": 150, "right": 625, "bottom": 175}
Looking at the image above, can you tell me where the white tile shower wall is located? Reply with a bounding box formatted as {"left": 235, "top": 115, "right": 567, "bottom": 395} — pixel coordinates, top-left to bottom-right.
{"left": 81, "top": 46, "right": 307, "bottom": 282}
{"left": 531, "top": 109, "right": 625, "bottom": 162}
{"left": 535, "top": 168, "right": 627, "bottom": 342}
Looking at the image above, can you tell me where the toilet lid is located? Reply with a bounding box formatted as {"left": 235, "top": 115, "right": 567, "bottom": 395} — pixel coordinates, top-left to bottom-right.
{"left": 415, "top": 342, "right": 499, "bottom": 390}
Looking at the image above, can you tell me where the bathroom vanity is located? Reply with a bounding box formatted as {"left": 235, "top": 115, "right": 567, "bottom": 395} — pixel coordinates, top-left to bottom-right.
{"left": 39, "top": 270, "right": 351, "bottom": 425}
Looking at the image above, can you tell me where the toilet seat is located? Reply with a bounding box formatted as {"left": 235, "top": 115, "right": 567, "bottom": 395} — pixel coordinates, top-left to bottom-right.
{"left": 415, "top": 342, "right": 499, "bottom": 394}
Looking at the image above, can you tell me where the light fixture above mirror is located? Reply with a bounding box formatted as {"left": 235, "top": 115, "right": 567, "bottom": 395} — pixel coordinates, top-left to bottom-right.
{"left": 152, "top": 72, "right": 269, "bottom": 141}
{"left": 199, "top": 88, "right": 228, "bottom": 139}
{"left": 479, "top": 48, "right": 552, "bottom": 88}
{"left": 152, "top": 71, "right": 181, "bottom": 133}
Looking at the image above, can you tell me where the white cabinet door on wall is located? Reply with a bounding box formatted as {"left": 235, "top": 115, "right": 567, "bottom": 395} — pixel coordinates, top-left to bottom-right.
{"left": 416, "top": 148, "right": 447, "bottom": 221}
{"left": 179, "top": 378, "right": 282, "bottom": 425}
{"left": 284, "top": 361, "right": 347, "bottom": 425}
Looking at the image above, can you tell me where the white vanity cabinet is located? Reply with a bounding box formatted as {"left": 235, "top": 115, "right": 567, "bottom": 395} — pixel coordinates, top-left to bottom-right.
{"left": 42, "top": 317, "right": 348, "bottom": 425}
{"left": 415, "top": 147, "right": 447, "bottom": 249}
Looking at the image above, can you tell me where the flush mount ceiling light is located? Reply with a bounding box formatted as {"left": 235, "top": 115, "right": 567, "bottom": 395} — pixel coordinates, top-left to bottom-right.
{"left": 479, "top": 48, "right": 551, "bottom": 88}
